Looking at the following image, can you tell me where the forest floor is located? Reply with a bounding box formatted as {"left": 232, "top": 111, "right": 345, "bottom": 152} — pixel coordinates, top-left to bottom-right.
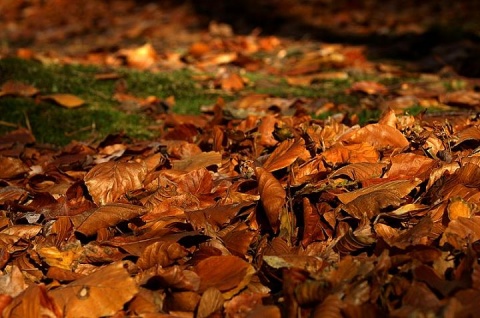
{"left": 0, "top": 1, "right": 480, "bottom": 317}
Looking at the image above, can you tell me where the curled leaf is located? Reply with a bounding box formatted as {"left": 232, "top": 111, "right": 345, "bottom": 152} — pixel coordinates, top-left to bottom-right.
{"left": 255, "top": 166, "right": 286, "bottom": 233}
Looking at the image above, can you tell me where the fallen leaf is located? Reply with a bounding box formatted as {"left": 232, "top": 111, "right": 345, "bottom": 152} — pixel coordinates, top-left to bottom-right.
{"left": 255, "top": 166, "right": 286, "bottom": 233}
{"left": 194, "top": 255, "right": 255, "bottom": 297}
{"left": 263, "top": 138, "right": 310, "bottom": 172}
{"left": 49, "top": 261, "right": 138, "bottom": 318}
{"left": 0, "top": 80, "right": 39, "bottom": 97}
{"left": 41, "top": 94, "right": 85, "bottom": 108}
{"left": 71, "top": 203, "right": 147, "bottom": 237}
{"left": 197, "top": 287, "right": 224, "bottom": 318}
{"left": 350, "top": 81, "right": 388, "bottom": 95}
{"left": 84, "top": 160, "right": 147, "bottom": 205}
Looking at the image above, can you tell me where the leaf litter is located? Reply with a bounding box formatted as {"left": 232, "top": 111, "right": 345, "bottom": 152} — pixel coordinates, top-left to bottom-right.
{"left": 1, "top": 1, "right": 480, "bottom": 317}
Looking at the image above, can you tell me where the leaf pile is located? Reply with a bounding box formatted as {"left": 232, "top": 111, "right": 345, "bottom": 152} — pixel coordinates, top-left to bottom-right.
{"left": 1, "top": 104, "right": 480, "bottom": 316}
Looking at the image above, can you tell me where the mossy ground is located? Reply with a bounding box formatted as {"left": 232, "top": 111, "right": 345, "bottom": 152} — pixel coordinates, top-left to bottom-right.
{"left": 0, "top": 57, "right": 463, "bottom": 146}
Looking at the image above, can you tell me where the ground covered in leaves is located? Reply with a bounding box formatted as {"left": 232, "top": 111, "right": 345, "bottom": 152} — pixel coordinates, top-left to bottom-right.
{"left": 1, "top": 1, "right": 480, "bottom": 317}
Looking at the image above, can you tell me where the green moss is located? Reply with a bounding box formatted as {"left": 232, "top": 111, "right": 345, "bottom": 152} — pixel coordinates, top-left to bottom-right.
{"left": 0, "top": 57, "right": 223, "bottom": 145}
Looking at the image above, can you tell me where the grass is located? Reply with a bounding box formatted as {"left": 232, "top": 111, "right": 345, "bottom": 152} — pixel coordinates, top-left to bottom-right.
{"left": 0, "top": 58, "right": 221, "bottom": 145}
{"left": 0, "top": 56, "right": 461, "bottom": 146}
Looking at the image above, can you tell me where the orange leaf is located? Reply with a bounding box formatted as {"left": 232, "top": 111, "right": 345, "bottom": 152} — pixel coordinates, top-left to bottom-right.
{"left": 172, "top": 151, "right": 222, "bottom": 172}
{"left": 0, "top": 156, "right": 30, "bottom": 179}
{"left": 322, "top": 143, "right": 379, "bottom": 166}
{"left": 337, "top": 179, "right": 421, "bottom": 219}
{"left": 71, "top": 203, "right": 147, "bottom": 237}
{"left": 255, "top": 166, "right": 286, "bottom": 233}
{"left": 440, "top": 216, "right": 480, "bottom": 250}
{"left": 343, "top": 123, "right": 409, "bottom": 150}
{"left": 194, "top": 255, "right": 254, "bottom": 298}
{"left": 0, "top": 80, "right": 39, "bottom": 97}
{"left": 197, "top": 287, "right": 224, "bottom": 318}
{"left": 136, "top": 241, "right": 188, "bottom": 270}
{"left": 384, "top": 153, "right": 436, "bottom": 180}
{"left": 84, "top": 160, "right": 147, "bottom": 205}
{"left": 330, "top": 162, "right": 386, "bottom": 181}
{"left": 49, "top": 261, "right": 138, "bottom": 318}
{"left": 263, "top": 138, "right": 310, "bottom": 172}
{"left": 41, "top": 94, "right": 85, "bottom": 108}
{"left": 350, "top": 81, "right": 388, "bottom": 95}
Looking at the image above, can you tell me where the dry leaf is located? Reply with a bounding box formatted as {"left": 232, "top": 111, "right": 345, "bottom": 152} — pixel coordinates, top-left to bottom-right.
{"left": 41, "top": 94, "right": 85, "bottom": 108}
{"left": 0, "top": 156, "right": 30, "bottom": 179}
{"left": 72, "top": 203, "right": 147, "bottom": 236}
{"left": 49, "top": 261, "right": 138, "bottom": 318}
{"left": 197, "top": 287, "right": 224, "bottom": 318}
{"left": 0, "top": 80, "right": 39, "bottom": 97}
{"left": 255, "top": 166, "right": 286, "bottom": 233}
{"left": 263, "top": 138, "right": 310, "bottom": 172}
{"left": 84, "top": 160, "right": 147, "bottom": 205}
{"left": 343, "top": 123, "right": 409, "bottom": 150}
{"left": 194, "top": 255, "right": 255, "bottom": 297}
{"left": 136, "top": 241, "right": 188, "bottom": 270}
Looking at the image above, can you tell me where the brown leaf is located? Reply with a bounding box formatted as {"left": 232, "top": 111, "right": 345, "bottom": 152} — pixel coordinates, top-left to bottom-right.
{"left": 72, "top": 203, "right": 147, "bottom": 237}
{"left": 440, "top": 90, "right": 480, "bottom": 108}
{"left": 0, "top": 80, "right": 39, "bottom": 97}
{"left": 350, "top": 81, "right": 388, "bottom": 95}
{"left": 338, "top": 179, "right": 421, "bottom": 219}
{"left": 255, "top": 166, "right": 286, "bottom": 233}
{"left": 384, "top": 153, "right": 436, "bottom": 180}
{"left": 0, "top": 156, "right": 29, "bottom": 179}
{"left": 343, "top": 123, "right": 409, "bottom": 150}
{"left": 49, "top": 261, "right": 138, "bottom": 318}
{"left": 322, "top": 143, "right": 379, "bottom": 165}
{"left": 220, "top": 72, "right": 245, "bottom": 91}
{"left": 0, "top": 265, "right": 28, "bottom": 297}
{"left": 41, "top": 94, "right": 85, "bottom": 108}
{"left": 3, "top": 284, "right": 62, "bottom": 318}
{"left": 194, "top": 255, "right": 255, "bottom": 296}
{"left": 440, "top": 216, "right": 480, "bottom": 250}
{"left": 84, "top": 160, "right": 147, "bottom": 205}
{"left": 172, "top": 151, "right": 222, "bottom": 172}
{"left": 197, "top": 287, "right": 224, "bottom": 318}
{"left": 136, "top": 241, "right": 188, "bottom": 270}
{"left": 330, "top": 162, "right": 386, "bottom": 181}
{"left": 263, "top": 138, "right": 310, "bottom": 172}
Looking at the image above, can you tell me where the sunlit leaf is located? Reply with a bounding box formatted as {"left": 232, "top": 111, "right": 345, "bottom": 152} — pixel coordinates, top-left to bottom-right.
{"left": 263, "top": 138, "right": 310, "bottom": 172}
{"left": 72, "top": 203, "right": 147, "bottom": 237}
{"left": 49, "top": 261, "right": 138, "bottom": 318}
{"left": 0, "top": 80, "right": 39, "bottom": 97}
{"left": 255, "top": 166, "right": 286, "bottom": 233}
{"left": 41, "top": 94, "right": 85, "bottom": 108}
{"left": 84, "top": 160, "right": 147, "bottom": 205}
{"left": 194, "top": 255, "right": 254, "bottom": 297}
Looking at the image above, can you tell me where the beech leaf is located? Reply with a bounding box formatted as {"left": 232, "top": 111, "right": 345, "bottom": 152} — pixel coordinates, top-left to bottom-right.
{"left": 41, "top": 94, "right": 85, "bottom": 108}
{"left": 49, "top": 261, "right": 138, "bottom": 318}
{"left": 72, "top": 203, "right": 147, "bottom": 236}
{"left": 263, "top": 138, "right": 310, "bottom": 172}
{"left": 255, "top": 166, "right": 286, "bottom": 233}
{"left": 84, "top": 160, "right": 147, "bottom": 205}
